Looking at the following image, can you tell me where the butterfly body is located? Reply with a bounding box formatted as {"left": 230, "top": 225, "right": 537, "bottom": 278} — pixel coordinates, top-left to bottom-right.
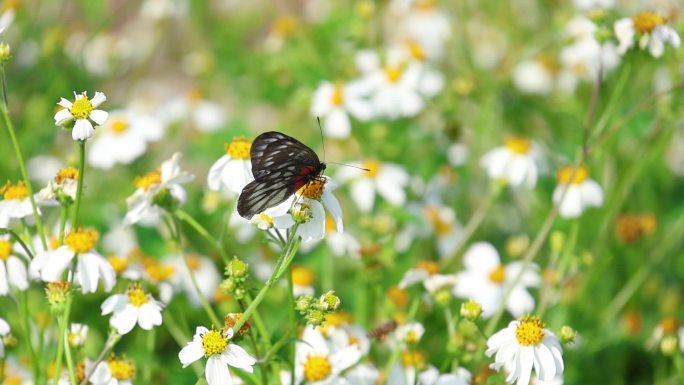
{"left": 237, "top": 131, "right": 325, "bottom": 219}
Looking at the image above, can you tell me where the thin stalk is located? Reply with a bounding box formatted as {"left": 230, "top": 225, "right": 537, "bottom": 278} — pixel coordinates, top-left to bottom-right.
{"left": 1, "top": 227, "right": 34, "bottom": 259}
{"left": 164, "top": 312, "right": 203, "bottom": 377}
{"left": 142, "top": 327, "right": 157, "bottom": 383}
{"left": 288, "top": 263, "right": 296, "bottom": 385}
{"left": 243, "top": 293, "right": 272, "bottom": 351}
{"left": 71, "top": 141, "right": 86, "bottom": 227}
{"left": 59, "top": 206, "right": 68, "bottom": 244}
{"left": 0, "top": 65, "right": 48, "bottom": 251}
{"left": 78, "top": 332, "right": 122, "bottom": 385}
{"left": 174, "top": 209, "right": 228, "bottom": 262}
{"left": 18, "top": 291, "right": 39, "bottom": 383}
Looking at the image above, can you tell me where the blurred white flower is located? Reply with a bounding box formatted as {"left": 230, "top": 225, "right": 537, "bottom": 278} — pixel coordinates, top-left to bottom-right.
{"left": 311, "top": 80, "right": 374, "bottom": 138}
{"left": 344, "top": 363, "right": 380, "bottom": 385}
{"left": 90, "top": 355, "right": 136, "bottom": 385}
{"left": 389, "top": 363, "right": 471, "bottom": 385}
{"left": 291, "top": 265, "right": 315, "bottom": 297}
{"left": 0, "top": 7, "right": 14, "bottom": 34}
{"left": 552, "top": 165, "right": 603, "bottom": 219}
{"left": 481, "top": 137, "right": 542, "bottom": 188}
{"left": 0, "top": 317, "right": 10, "bottom": 357}
{"left": 67, "top": 323, "right": 89, "bottom": 348}
{"left": 37, "top": 167, "right": 79, "bottom": 206}
{"left": 54, "top": 91, "right": 108, "bottom": 141}
{"left": 486, "top": 316, "right": 564, "bottom": 385}
{"left": 27, "top": 155, "right": 64, "bottom": 185}
{"left": 161, "top": 90, "right": 227, "bottom": 132}
{"left": 0, "top": 235, "right": 29, "bottom": 295}
{"left": 30, "top": 228, "right": 116, "bottom": 294}
{"left": 400, "top": 1, "right": 451, "bottom": 61}
{"left": 87, "top": 108, "right": 164, "bottom": 169}
{"left": 337, "top": 160, "right": 409, "bottom": 212}
{"left": 123, "top": 152, "right": 194, "bottom": 226}
{"left": 0, "top": 180, "right": 38, "bottom": 226}
{"left": 207, "top": 137, "right": 254, "bottom": 195}
{"left": 294, "top": 325, "right": 361, "bottom": 385}
{"left": 512, "top": 59, "right": 555, "bottom": 95}
{"left": 178, "top": 326, "right": 256, "bottom": 385}
{"left": 101, "top": 284, "right": 164, "bottom": 334}
{"left": 394, "top": 322, "right": 425, "bottom": 345}
{"left": 614, "top": 12, "right": 681, "bottom": 58}
{"left": 453, "top": 242, "right": 540, "bottom": 318}
{"left": 169, "top": 254, "right": 221, "bottom": 307}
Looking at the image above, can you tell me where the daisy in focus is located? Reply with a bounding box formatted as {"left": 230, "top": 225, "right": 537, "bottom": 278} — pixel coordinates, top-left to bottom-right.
{"left": 90, "top": 354, "right": 136, "bottom": 385}
{"left": 480, "top": 137, "right": 542, "bottom": 188}
{"left": 0, "top": 235, "right": 29, "bottom": 296}
{"left": 123, "top": 152, "right": 194, "bottom": 226}
{"left": 336, "top": 159, "right": 409, "bottom": 212}
{"left": 101, "top": 283, "right": 163, "bottom": 334}
{"left": 208, "top": 137, "right": 254, "bottom": 196}
{"left": 614, "top": 11, "right": 681, "bottom": 58}
{"left": 178, "top": 326, "right": 257, "bottom": 385}
{"left": 453, "top": 242, "right": 540, "bottom": 318}
{"left": 310, "top": 80, "right": 374, "bottom": 138}
{"left": 30, "top": 228, "right": 116, "bottom": 293}
{"left": 54, "top": 91, "right": 109, "bottom": 141}
{"left": 552, "top": 165, "right": 603, "bottom": 219}
{"left": 0, "top": 180, "right": 38, "bottom": 227}
{"left": 486, "top": 316, "right": 564, "bottom": 385}
{"left": 292, "top": 325, "right": 361, "bottom": 385}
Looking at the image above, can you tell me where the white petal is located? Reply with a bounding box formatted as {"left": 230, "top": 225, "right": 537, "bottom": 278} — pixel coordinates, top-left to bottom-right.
{"left": 7, "top": 256, "right": 28, "bottom": 290}
{"left": 179, "top": 340, "right": 204, "bottom": 367}
{"left": 323, "top": 109, "right": 351, "bottom": 139}
{"left": 463, "top": 242, "right": 500, "bottom": 272}
{"left": 101, "top": 294, "right": 128, "bottom": 315}
{"left": 90, "top": 110, "right": 109, "bottom": 126}
{"left": 40, "top": 247, "right": 75, "bottom": 282}
{"left": 110, "top": 304, "right": 139, "bottom": 334}
{"left": 137, "top": 303, "right": 163, "bottom": 330}
{"left": 72, "top": 119, "right": 94, "bottom": 141}
{"left": 222, "top": 344, "right": 257, "bottom": 372}
{"left": 54, "top": 109, "right": 74, "bottom": 126}
{"left": 350, "top": 179, "right": 375, "bottom": 212}
{"left": 207, "top": 155, "right": 231, "bottom": 191}
{"left": 579, "top": 180, "right": 603, "bottom": 208}
{"left": 321, "top": 190, "right": 343, "bottom": 232}
{"left": 90, "top": 92, "right": 107, "bottom": 107}
{"left": 206, "top": 355, "right": 232, "bottom": 385}
{"left": 0, "top": 263, "right": 8, "bottom": 295}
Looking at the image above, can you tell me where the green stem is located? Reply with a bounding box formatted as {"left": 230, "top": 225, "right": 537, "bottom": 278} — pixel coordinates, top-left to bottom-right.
{"left": 164, "top": 312, "right": 203, "bottom": 377}
{"left": 174, "top": 209, "right": 228, "bottom": 262}
{"left": 18, "top": 291, "right": 39, "bottom": 383}
{"left": 71, "top": 141, "right": 86, "bottom": 227}
{"left": 62, "top": 309, "right": 77, "bottom": 385}
{"left": 288, "top": 263, "right": 296, "bottom": 385}
{"left": 1, "top": 227, "right": 34, "bottom": 259}
{"left": 59, "top": 206, "right": 68, "bottom": 244}
{"left": 0, "top": 65, "right": 48, "bottom": 251}
{"left": 143, "top": 327, "right": 156, "bottom": 383}
{"left": 243, "top": 293, "right": 272, "bottom": 351}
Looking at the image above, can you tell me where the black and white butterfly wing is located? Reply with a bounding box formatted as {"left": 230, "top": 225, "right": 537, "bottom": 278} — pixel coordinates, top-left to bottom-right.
{"left": 237, "top": 131, "right": 324, "bottom": 219}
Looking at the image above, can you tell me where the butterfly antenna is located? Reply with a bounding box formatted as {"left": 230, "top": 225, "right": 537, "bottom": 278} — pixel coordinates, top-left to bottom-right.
{"left": 316, "top": 116, "right": 326, "bottom": 162}
{"left": 327, "top": 162, "right": 371, "bottom": 172}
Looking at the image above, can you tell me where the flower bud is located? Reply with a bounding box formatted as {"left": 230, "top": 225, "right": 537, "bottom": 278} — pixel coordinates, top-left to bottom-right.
{"left": 460, "top": 300, "right": 483, "bottom": 321}
{"left": 295, "top": 296, "right": 313, "bottom": 313}
{"left": 228, "top": 257, "right": 248, "bottom": 279}
{"left": 433, "top": 288, "right": 452, "bottom": 307}
{"left": 46, "top": 281, "right": 71, "bottom": 311}
{"left": 290, "top": 203, "right": 313, "bottom": 223}
{"left": 306, "top": 309, "right": 326, "bottom": 327}
{"left": 0, "top": 43, "right": 10, "bottom": 62}
{"left": 559, "top": 325, "right": 577, "bottom": 345}
{"left": 319, "top": 291, "right": 341, "bottom": 311}
{"left": 550, "top": 231, "right": 565, "bottom": 254}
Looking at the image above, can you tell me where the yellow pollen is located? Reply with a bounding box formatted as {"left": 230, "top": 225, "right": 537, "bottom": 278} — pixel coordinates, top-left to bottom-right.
{"left": 186, "top": 89, "right": 203, "bottom": 103}
{"left": 110, "top": 118, "right": 129, "bottom": 134}
{"left": 504, "top": 137, "right": 532, "bottom": 155}
{"left": 299, "top": 177, "right": 326, "bottom": 200}
{"left": 414, "top": 0, "right": 436, "bottom": 11}
{"left": 127, "top": 284, "right": 149, "bottom": 307}
{"left": 144, "top": 260, "right": 175, "bottom": 282}
{"left": 488, "top": 265, "right": 506, "bottom": 284}
{"left": 201, "top": 329, "right": 228, "bottom": 357}
{"left": 134, "top": 170, "right": 162, "bottom": 191}
{"left": 639, "top": 213, "right": 657, "bottom": 236}
{"left": 4, "top": 375, "right": 22, "bottom": 385}
{"left": 64, "top": 229, "right": 99, "bottom": 253}
{"left": 49, "top": 237, "right": 60, "bottom": 250}
{"left": 406, "top": 40, "right": 426, "bottom": 61}
{"left": 108, "top": 256, "right": 128, "bottom": 274}
{"left": 325, "top": 215, "right": 336, "bottom": 233}
{"left": 107, "top": 357, "right": 136, "bottom": 380}
{"left": 661, "top": 317, "right": 679, "bottom": 334}
{"left": 273, "top": 15, "right": 297, "bottom": 36}
{"left": 387, "top": 286, "right": 409, "bottom": 308}
{"left": 385, "top": 66, "right": 403, "bottom": 83}
{"left": 292, "top": 265, "right": 315, "bottom": 286}
{"left": 423, "top": 206, "right": 453, "bottom": 236}
{"left": 55, "top": 167, "right": 80, "bottom": 184}
{"left": 633, "top": 12, "right": 666, "bottom": 34}
{"left": 362, "top": 159, "right": 381, "bottom": 178}
{"left": 348, "top": 334, "right": 360, "bottom": 346}
{"left": 259, "top": 213, "right": 274, "bottom": 226}
{"left": 1, "top": 181, "right": 29, "bottom": 200}
{"left": 303, "top": 355, "right": 332, "bottom": 382}
{"left": 556, "top": 165, "right": 589, "bottom": 185}
{"left": 330, "top": 85, "right": 344, "bottom": 106}
{"left": 69, "top": 96, "right": 94, "bottom": 120}
{"left": 538, "top": 54, "right": 560, "bottom": 73}
{"left": 416, "top": 260, "right": 440, "bottom": 276}
{"left": 0, "top": 239, "right": 12, "bottom": 260}
{"left": 225, "top": 138, "right": 252, "bottom": 160}
{"left": 405, "top": 331, "right": 419, "bottom": 344}
{"left": 400, "top": 350, "right": 427, "bottom": 368}
{"left": 324, "top": 312, "right": 353, "bottom": 327}
{"left": 187, "top": 255, "right": 201, "bottom": 271}
{"left": 515, "top": 316, "right": 546, "bottom": 346}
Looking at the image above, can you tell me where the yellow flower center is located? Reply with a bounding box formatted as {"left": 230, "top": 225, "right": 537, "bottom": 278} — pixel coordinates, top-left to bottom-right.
{"left": 187, "top": 255, "right": 201, "bottom": 270}
{"left": 134, "top": 170, "right": 162, "bottom": 191}
{"left": 362, "top": 159, "right": 381, "bottom": 178}
{"left": 142, "top": 258, "right": 176, "bottom": 282}
{"left": 515, "top": 316, "right": 546, "bottom": 346}
{"left": 504, "top": 137, "right": 532, "bottom": 155}
{"left": 416, "top": 260, "right": 440, "bottom": 276}
{"left": 127, "top": 284, "right": 149, "bottom": 307}
{"left": 423, "top": 206, "right": 453, "bottom": 236}
{"left": 64, "top": 229, "right": 99, "bottom": 253}
{"left": 4, "top": 375, "right": 22, "bottom": 385}
{"left": 348, "top": 334, "right": 360, "bottom": 346}
{"left": 387, "top": 286, "right": 409, "bottom": 308}
{"left": 330, "top": 85, "right": 344, "bottom": 106}
{"left": 292, "top": 265, "right": 315, "bottom": 286}
{"left": 414, "top": 0, "right": 436, "bottom": 11}
{"left": 0, "top": 239, "right": 12, "bottom": 260}
{"left": 1, "top": 181, "right": 28, "bottom": 200}
{"left": 385, "top": 66, "right": 403, "bottom": 83}
{"left": 225, "top": 138, "right": 252, "bottom": 160}
{"left": 299, "top": 177, "right": 326, "bottom": 200}
{"left": 538, "top": 54, "right": 560, "bottom": 74}
{"left": 400, "top": 350, "right": 427, "bottom": 368}
{"left": 661, "top": 317, "right": 679, "bottom": 334}
{"left": 186, "top": 89, "right": 203, "bottom": 103}
{"left": 201, "top": 329, "right": 228, "bottom": 357}
{"left": 55, "top": 167, "right": 80, "bottom": 184}
{"left": 405, "top": 330, "right": 420, "bottom": 344}
{"left": 556, "top": 165, "right": 589, "bottom": 185}
{"left": 324, "top": 312, "right": 353, "bottom": 328}
{"left": 110, "top": 118, "right": 129, "bottom": 134}
{"left": 259, "top": 213, "right": 274, "bottom": 227}
{"left": 107, "top": 256, "right": 128, "bottom": 274}
{"left": 69, "top": 96, "right": 94, "bottom": 120}
{"left": 49, "top": 237, "right": 60, "bottom": 250}
{"left": 406, "top": 40, "right": 426, "bottom": 61}
{"left": 272, "top": 15, "right": 297, "bottom": 37}
{"left": 303, "top": 355, "right": 332, "bottom": 382}
{"left": 633, "top": 12, "right": 666, "bottom": 34}
{"left": 107, "top": 357, "right": 136, "bottom": 380}
{"left": 488, "top": 265, "right": 506, "bottom": 284}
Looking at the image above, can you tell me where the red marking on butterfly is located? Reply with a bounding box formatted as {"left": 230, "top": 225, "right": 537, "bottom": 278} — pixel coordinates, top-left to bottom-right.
{"left": 237, "top": 131, "right": 326, "bottom": 219}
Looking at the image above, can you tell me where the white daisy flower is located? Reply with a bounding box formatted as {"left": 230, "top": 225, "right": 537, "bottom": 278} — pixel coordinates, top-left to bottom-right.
{"left": 207, "top": 137, "right": 254, "bottom": 195}
{"left": 512, "top": 59, "right": 555, "bottom": 95}
{"left": 311, "top": 80, "right": 374, "bottom": 139}
{"left": 90, "top": 355, "right": 136, "bottom": 385}
{"left": 123, "top": 152, "right": 194, "bottom": 226}
{"left": 291, "top": 265, "right": 315, "bottom": 297}
{"left": 67, "top": 323, "right": 89, "bottom": 348}
{"left": 572, "top": 0, "right": 614, "bottom": 10}
{"left": 87, "top": 108, "right": 165, "bottom": 169}
{"left": 30, "top": 228, "right": 116, "bottom": 294}
{"left": 422, "top": 204, "right": 462, "bottom": 259}
{"left": 101, "top": 283, "right": 164, "bottom": 334}
{"left": 54, "top": 91, "right": 108, "bottom": 141}
{"left": 27, "top": 155, "right": 65, "bottom": 185}
{"left": 168, "top": 253, "right": 221, "bottom": 307}
{"left": 293, "top": 325, "right": 361, "bottom": 385}
{"left": 328, "top": 324, "right": 371, "bottom": 357}
{"left": 480, "top": 137, "right": 542, "bottom": 189}
{"left": 400, "top": 1, "right": 451, "bottom": 61}
{"left": 388, "top": 362, "right": 471, "bottom": 385}
{"left": 37, "top": 167, "right": 79, "bottom": 206}
{"left": 557, "top": 38, "right": 620, "bottom": 93}
{"left": 161, "top": 90, "right": 227, "bottom": 132}
{"left": 178, "top": 326, "right": 257, "bottom": 385}
{"left": 0, "top": 180, "right": 39, "bottom": 226}
{"left": 453, "top": 242, "right": 540, "bottom": 318}
{"left": 0, "top": 317, "right": 10, "bottom": 358}
{"left": 0, "top": 7, "right": 14, "bottom": 35}
{"left": 614, "top": 12, "right": 681, "bottom": 58}
{"left": 394, "top": 322, "right": 425, "bottom": 346}
{"left": 0, "top": 235, "right": 29, "bottom": 296}
{"left": 344, "top": 363, "right": 380, "bottom": 385}
{"left": 552, "top": 165, "right": 603, "bottom": 219}
{"left": 337, "top": 159, "right": 409, "bottom": 213}
{"left": 486, "top": 316, "right": 564, "bottom": 385}
{"left": 398, "top": 260, "right": 441, "bottom": 289}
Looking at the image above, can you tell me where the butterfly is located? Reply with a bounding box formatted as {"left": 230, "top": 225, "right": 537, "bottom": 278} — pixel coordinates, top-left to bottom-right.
{"left": 237, "top": 131, "right": 326, "bottom": 219}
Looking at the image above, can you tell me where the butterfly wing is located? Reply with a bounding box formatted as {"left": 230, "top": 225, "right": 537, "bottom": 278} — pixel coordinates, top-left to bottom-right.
{"left": 250, "top": 131, "right": 321, "bottom": 178}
